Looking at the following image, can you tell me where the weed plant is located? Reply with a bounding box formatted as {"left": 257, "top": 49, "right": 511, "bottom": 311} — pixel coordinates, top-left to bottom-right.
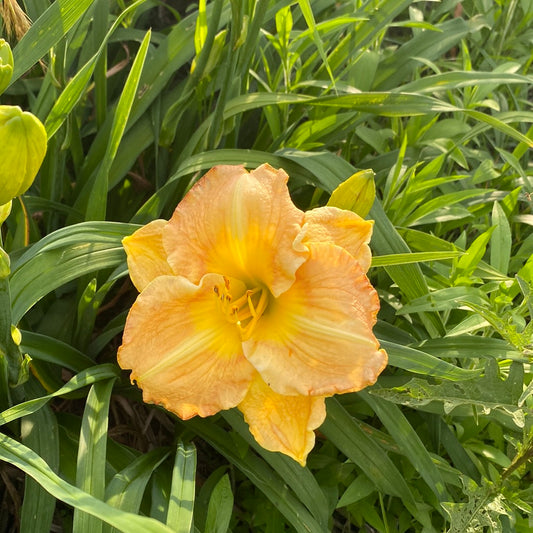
{"left": 0, "top": 0, "right": 531, "bottom": 532}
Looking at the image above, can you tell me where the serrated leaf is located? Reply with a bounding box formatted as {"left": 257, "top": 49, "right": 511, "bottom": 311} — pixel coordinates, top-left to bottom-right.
{"left": 371, "top": 360, "right": 525, "bottom": 428}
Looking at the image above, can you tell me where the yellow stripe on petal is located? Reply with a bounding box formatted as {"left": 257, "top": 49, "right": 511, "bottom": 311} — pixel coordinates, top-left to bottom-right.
{"left": 243, "top": 243, "right": 387, "bottom": 397}
{"left": 302, "top": 206, "right": 373, "bottom": 272}
{"left": 238, "top": 374, "right": 326, "bottom": 466}
{"left": 118, "top": 274, "right": 255, "bottom": 419}
{"left": 123, "top": 219, "right": 174, "bottom": 291}
{"left": 163, "top": 164, "right": 307, "bottom": 297}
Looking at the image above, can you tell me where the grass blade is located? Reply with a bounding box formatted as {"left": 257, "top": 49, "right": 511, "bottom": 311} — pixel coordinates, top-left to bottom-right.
{"left": 104, "top": 448, "right": 169, "bottom": 533}
{"left": 361, "top": 391, "right": 450, "bottom": 502}
{"left": 11, "top": 0, "right": 96, "bottom": 82}
{"left": 0, "top": 433, "right": 176, "bottom": 533}
{"left": 82, "top": 29, "right": 152, "bottom": 220}
{"left": 0, "top": 365, "right": 119, "bottom": 426}
{"left": 166, "top": 442, "right": 197, "bottom": 532}
{"left": 73, "top": 378, "right": 116, "bottom": 532}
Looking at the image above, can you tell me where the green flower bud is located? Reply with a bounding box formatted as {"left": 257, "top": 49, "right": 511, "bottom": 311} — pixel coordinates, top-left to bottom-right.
{"left": 0, "top": 105, "right": 47, "bottom": 205}
{"left": 0, "top": 247, "right": 10, "bottom": 279}
{"left": 327, "top": 169, "right": 376, "bottom": 218}
{"left": 0, "top": 39, "right": 13, "bottom": 95}
{"left": 11, "top": 325, "right": 21, "bottom": 346}
{"left": 0, "top": 201, "right": 11, "bottom": 224}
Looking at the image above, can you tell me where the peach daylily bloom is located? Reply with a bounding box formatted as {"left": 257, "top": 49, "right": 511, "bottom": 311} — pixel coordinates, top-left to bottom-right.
{"left": 118, "top": 164, "right": 387, "bottom": 465}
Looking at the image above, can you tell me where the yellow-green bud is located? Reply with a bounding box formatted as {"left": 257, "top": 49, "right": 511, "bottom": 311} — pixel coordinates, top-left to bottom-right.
{"left": 0, "top": 105, "right": 47, "bottom": 205}
{"left": 0, "top": 201, "right": 11, "bottom": 224}
{"left": 0, "top": 247, "right": 10, "bottom": 279}
{"left": 327, "top": 169, "right": 376, "bottom": 218}
{"left": 0, "top": 40, "right": 13, "bottom": 95}
{"left": 11, "top": 325, "right": 21, "bottom": 346}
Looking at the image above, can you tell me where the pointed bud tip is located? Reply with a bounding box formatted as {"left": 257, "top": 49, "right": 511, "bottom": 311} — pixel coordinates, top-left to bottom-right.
{"left": 327, "top": 169, "right": 376, "bottom": 218}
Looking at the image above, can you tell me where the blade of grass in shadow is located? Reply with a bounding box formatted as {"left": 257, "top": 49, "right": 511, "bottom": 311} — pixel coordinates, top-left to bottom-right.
{"left": 9, "top": 222, "right": 133, "bottom": 323}
{"left": 80, "top": 2, "right": 231, "bottom": 184}
{"left": 44, "top": 0, "right": 149, "bottom": 139}
{"left": 73, "top": 378, "right": 116, "bottom": 532}
{"left": 0, "top": 433, "right": 176, "bottom": 533}
{"left": 321, "top": 398, "right": 433, "bottom": 528}
{"left": 204, "top": 474, "right": 233, "bottom": 533}
{"left": 185, "top": 416, "right": 325, "bottom": 533}
{"left": 0, "top": 365, "right": 119, "bottom": 426}
{"left": 19, "top": 380, "right": 59, "bottom": 533}
{"left": 160, "top": 0, "right": 224, "bottom": 147}
{"left": 103, "top": 448, "right": 170, "bottom": 533}
{"left": 78, "top": 29, "right": 151, "bottom": 221}
{"left": 297, "top": 0, "right": 336, "bottom": 90}
{"left": 360, "top": 391, "right": 450, "bottom": 502}
{"left": 166, "top": 442, "right": 196, "bottom": 532}
{"left": 223, "top": 410, "right": 329, "bottom": 529}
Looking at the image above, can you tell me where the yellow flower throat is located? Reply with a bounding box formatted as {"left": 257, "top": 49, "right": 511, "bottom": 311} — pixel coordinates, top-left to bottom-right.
{"left": 214, "top": 277, "right": 268, "bottom": 340}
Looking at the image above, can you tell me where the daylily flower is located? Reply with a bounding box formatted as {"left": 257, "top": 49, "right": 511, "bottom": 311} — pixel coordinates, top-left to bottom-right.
{"left": 118, "top": 164, "right": 387, "bottom": 465}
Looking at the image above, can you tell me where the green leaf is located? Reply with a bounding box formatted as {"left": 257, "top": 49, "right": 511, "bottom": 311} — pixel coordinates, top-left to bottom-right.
{"left": 454, "top": 228, "right": 496, "bottom": 280}
{"left": 104, "top": 448, "right": 169, "bottom": 533}
{"left": 398, "top": 287, "right": 490, "bottom": 315}
{"left": 442, "top": 477, "right": 512, "bottom": 533}
{"left": 186, "top": 415, "right": 325, "bottom": 533}
{"left": 0, "top": 364, "right": 118, "bottom": 426}
{"left": 321, "top": 398, "right": 417, "bottom": 506}
{"left": 382, "top": 340, "right": 482, "bottom": 381}
{"left": 336, "top": 474, "right": 375, "bottom": 508}
{"left": 204, "top": 474, "right": 233, "bottom": 533}
{"left": 166, "top": 442, "right": 197, "bottom": 532}
{"left": 297, "top": 0, "right": 336, "bottom": 89}
{"left": 19, "top": 379, "right": 59, "bottom": 533}
{"left": 20, "top": 331, "right": 95, "bottom": 372}
{"left": 11, "top": 0, "right": 96, "bottom": 83}
{"left": 73, "top": 378, "right": 116, "bottom": 532}
{"left": 44, "top": 0, "right": 149, "bottom": 139}
{"left": 223, "top": 409, "right": 329, "bottom": 529}
{"left": 82, "top": 29, "right": 152, "bottom": 220}
{"left": 360, "top": 392, "right": 450, "bottom": 502}
{"left": 371, "top": 251, "right": 462, "bottom": 266}
{"left": 490, "top": 202, "right": 512, "bottom": 274}
{"left": 10, "top": 221, "right": 133, "bottom": 323}
{"left": 0, "top": 433, "right": 176, "bottom": 533}
{"left": 371, "top": 360, "right": 525, "bottom": 428}
{"left": 398, "top": 70, "right": 533, "bottom": 94}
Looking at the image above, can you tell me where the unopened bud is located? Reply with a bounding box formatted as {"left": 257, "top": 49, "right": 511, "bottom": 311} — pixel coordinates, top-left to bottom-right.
{"left": 0, "top": 247, "right": 10, "bottom": 279}
{"left": 327, "top": 169, "right": 376, "bottom": 218}
{"left": 0, "top": 201, "right": 11, "bottom": 224}
{"left": 0, "top": 40, "right": 13, "bottom": 95}
{"left": 0, "top": 105, "right": 47, "bottom": 205}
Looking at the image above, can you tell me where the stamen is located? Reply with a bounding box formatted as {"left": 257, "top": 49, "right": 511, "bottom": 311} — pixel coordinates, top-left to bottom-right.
{"left": 213, "top": 279, "right": 269, "bottom": 338}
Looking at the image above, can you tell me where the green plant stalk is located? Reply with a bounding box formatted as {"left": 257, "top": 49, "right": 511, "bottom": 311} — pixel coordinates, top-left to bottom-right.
{"left": 501, "top": 434, "right": 533, "bottom": 481}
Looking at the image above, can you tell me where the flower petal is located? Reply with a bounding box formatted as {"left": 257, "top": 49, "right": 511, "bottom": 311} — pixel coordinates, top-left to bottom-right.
{"left": 302, "top": 206, "right": 373, "bottom": 272}
{"left": 244, "top": 243, "right": 387, "bottom": 396}
{"left": 118, "top": 274, "right": 255, "bottom": 419}
{"left": 123, "top": 219, "right": 174, "bottom": 291}
{"left": 238, "top": 374, "right": 326, "bottom": 466}
{"left": 163, "top": 164, "right": 307, "bottom": 297}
